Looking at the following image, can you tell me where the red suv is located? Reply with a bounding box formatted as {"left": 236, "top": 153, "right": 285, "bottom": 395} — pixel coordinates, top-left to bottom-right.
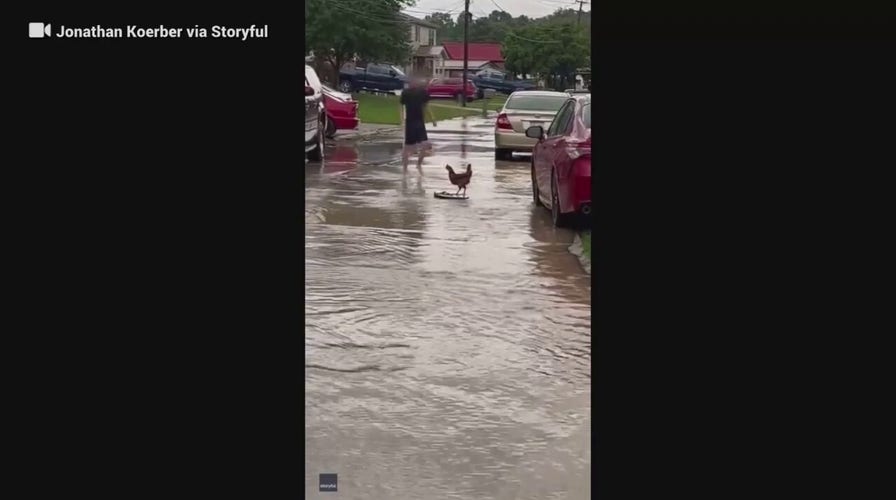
{"left": 526, "top": 94, "right": 591, "bottom": 227}
{"left": 427, "top": 77, "right": 477, "bottom": 101}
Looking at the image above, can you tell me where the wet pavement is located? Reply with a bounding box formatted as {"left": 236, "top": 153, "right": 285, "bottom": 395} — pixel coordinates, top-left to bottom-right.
{"left": 305, "top": 117, "right": 591, "bottom": 499}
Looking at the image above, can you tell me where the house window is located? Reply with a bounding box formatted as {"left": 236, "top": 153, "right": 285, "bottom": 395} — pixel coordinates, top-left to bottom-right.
{"left": 414, "top": 26, "right": 420, "bottom": 42}
{"left": 428, "top": 29, "right": 435, "bottom": 46}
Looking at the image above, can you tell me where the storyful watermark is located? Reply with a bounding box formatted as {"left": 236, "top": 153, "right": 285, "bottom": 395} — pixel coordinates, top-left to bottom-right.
{"left": 29, "top": 23, "right": 269, "bottom": 41}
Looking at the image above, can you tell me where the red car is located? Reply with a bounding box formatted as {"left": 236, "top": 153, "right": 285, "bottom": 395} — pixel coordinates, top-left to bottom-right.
{"left": 321, "top": 84, "right": 359, "bottom": 138}
{"left": 526, "top": 94, "right": 591, "bottom": 227}
{"left": 426, "top": 77, "right": 477, "bottom": 101}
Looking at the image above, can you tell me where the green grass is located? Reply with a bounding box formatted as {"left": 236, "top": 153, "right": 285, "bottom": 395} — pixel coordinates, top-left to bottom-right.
{"left": 484, "top": 94, "right": 508, "bottom": 111}
{"left": 429, "top": 103, "right": 482, "bottom": 121}
{"left": 580, "top": 231, "right": 591, "bottom": 261}
{"left": 355, "top": 93, "right": 402, "bottom": 125}
{"left": 354, "top": 92, "right": 507, "bottom": 125}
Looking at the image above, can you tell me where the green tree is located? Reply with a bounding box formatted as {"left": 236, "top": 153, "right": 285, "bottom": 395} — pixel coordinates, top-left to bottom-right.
{"left": 502, "top": 29, "right": 535, "bottom": 79}
{"left": 505, "top": 23, "right": 589, "bottom": 89}
{"left": 305, "top": 0, "right": 414, "bottom": 83}
{"left": 425, "top": 12, "right": 461, "bottom": 42}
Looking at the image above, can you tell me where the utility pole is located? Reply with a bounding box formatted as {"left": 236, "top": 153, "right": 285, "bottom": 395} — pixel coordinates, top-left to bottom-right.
{"left": 575, "top": 1, "right": 588, "bottom": 90}
{"left": 462, "top": 0, "right": 470, "bottom": 107}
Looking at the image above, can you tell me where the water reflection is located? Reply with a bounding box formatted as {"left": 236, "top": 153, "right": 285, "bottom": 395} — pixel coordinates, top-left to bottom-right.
{"left": 318, "top": 141, "right": 359, "bottom": 175}
{"left": 401, "top": 171, "right": 425, "bottom": 197}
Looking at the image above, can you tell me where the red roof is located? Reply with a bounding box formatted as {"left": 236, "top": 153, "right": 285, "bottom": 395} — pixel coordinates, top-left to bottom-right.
{"left": 442, "top": 42, "right": 504, "bottom": 62}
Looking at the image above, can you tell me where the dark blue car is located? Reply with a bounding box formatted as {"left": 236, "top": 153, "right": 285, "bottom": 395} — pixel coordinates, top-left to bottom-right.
{"left": 338, "top": 63, "right": 408, "bottom": 94}
{"left": 472, "top": 70, "right": 536, "bottom": 98}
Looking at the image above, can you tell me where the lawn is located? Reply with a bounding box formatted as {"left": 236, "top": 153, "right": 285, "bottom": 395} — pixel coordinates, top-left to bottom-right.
{"left": 580, "top": 231, "right": 591, "bottom": 261}
{"left": 483, "top": 93, "right": 508, "bottom": 111}
{"left": 354, "top": 92, "right": 507, "bottom": 125}
{"left": 355, "top": 93, "right": 402, "bottom": 125}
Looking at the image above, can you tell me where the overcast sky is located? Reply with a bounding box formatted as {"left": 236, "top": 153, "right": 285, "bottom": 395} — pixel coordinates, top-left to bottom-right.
{"left": 405, "top": 0, "right": 590, "bottom": 21}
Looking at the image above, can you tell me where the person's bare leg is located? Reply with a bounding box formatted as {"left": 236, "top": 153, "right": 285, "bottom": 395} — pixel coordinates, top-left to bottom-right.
{"left": 402, "top": 145, "right": 410, "bottom": 171}
{"left": 416, "top": 149, "right": 424, "bottom": 172}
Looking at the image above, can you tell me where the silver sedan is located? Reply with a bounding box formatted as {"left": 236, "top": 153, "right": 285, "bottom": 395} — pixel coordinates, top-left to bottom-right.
{"left": 494, "top": 90, "right": 570, "bottom": 160}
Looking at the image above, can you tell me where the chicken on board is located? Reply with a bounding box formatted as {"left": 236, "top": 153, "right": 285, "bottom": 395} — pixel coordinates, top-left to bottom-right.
{"left": 445, "top": 163, "right": 473, "bottom": 196}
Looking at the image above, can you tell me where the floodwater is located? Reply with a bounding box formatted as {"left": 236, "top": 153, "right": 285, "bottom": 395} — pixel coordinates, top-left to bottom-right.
{"left": 305, "top": 117, "right": 591, "bottom": 499}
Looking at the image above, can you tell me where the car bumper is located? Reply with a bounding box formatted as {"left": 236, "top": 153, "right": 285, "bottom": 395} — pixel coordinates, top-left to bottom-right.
{"left": 565, "top": 160, "right": 591, "bottom": 214}
{"left": 571, "top": 179, "right": 591, "bottom": 214}
{"left": 330, "top": 115, "right": 359, "bottom": 130}
{"left": 494, "top": 130, "right": 537, "bottom": 151}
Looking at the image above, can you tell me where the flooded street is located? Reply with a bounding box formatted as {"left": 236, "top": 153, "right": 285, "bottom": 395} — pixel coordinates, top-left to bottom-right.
{"left": 305, "top": 117, "right": 591, "bottom": 499}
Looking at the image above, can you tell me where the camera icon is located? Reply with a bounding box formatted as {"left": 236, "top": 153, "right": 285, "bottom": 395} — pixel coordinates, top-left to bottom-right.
{"left": 29, "top": 22, "right": 52, "bottom": 38}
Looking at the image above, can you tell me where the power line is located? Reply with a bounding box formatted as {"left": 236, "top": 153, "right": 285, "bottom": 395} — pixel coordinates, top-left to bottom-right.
{"left": 505, "top": 30, "right": 561, "bottom": 44}
{"left": 327, "top": 0, "right": 412, "bottom": 25}
{"left": 540, "top": 0, "right": 587, "bottom": 6}
{"left": 405, "top": 0, "right": 467, "bottom": 16}
{"left": 488, "top": 0, "right": 509, "bottom": 14}
{"left": 328, "top": 0, "right": 465, "bottom": 25}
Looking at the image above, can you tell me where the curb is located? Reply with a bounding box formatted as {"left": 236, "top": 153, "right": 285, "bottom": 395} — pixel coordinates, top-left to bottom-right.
{"left": 333, "top": 114, "right": 493, "bottom": 141}
{"left": 333, "top": 126, "right": 402, "bottom": 141}
{"left": 569, "top": 234, "right": 591, "bottom": 275}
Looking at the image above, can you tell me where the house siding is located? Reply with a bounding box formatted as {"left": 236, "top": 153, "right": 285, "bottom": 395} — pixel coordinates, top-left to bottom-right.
{"left": 405, "top": 23, "right": 438, "bottom": 77}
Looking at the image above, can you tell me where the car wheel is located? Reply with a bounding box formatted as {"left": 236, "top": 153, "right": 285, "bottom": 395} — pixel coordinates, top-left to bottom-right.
{"left": 495, "top": 148, "right": 512, "bottom": 161}
{"left": 551, "top": 168, "right": 571, "bottom": 228}
{"left": 338, "top": 80, "right": 352, "bottom": 93}
{"left": 477, "top": 89, "right": 484, "bottom": 99}
{"left": 325, "top": 115, "right": 337, "bottom": 139}
{"left": 531, "top": 158, "right": 542, "bottom": 207}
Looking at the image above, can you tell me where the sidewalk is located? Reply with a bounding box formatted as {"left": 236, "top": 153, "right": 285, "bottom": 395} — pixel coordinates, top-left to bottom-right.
{"left": 429, "top": 102, "right": 498, "bottom": 117}
{"left": 332, "top": 115, "right": 494, "bottom": 141}
{"left": 332, "top": 122, "right": 401, "bottom": 141}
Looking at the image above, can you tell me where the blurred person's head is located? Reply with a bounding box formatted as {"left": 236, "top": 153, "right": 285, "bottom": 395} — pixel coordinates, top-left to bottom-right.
{"left": 409, "top": 71, "right": 430, "bottom": 88}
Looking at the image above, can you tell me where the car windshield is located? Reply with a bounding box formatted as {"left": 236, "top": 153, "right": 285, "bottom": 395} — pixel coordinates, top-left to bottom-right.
{"left": 506, "top": 95, "right": 569, "bottom": 112}
{"left": 390, "top": 66, "right": 406, "bottom": 76}
{"left": 582, "top": 103, "right": 591, "bottom": 128}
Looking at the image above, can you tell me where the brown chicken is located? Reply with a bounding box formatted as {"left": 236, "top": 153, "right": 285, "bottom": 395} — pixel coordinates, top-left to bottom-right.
{"left": 445, "top": 163, "right": 473, "bottom": 196}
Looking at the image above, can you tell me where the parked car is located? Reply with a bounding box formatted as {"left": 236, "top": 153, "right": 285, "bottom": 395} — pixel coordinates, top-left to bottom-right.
{"left": 494, "top": 90, "right": 570, "bottom": 160}
{"left": 305, "top": 65, "right": 326, "bottom": 161}
{"left": 427, "top": 77, "right": 477, "bottom": 101}
{"left": 472, "top": 70, "right": 536, "bottom": 98}
{"left": 526, "top": 94, "right": 591, "bottom": 227}
{"left": 321, "top": 84, "right": 359, "bottom": 138}
{"left": 339, "top": 63, "right": 408, "bottom": 94}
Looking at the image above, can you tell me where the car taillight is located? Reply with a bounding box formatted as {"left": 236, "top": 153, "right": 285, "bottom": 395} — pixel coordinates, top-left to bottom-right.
{"left": 496, "top": 113, "right": 512, "bottom": 130}
{"left": 566, "top": 139, "right": 591, "bottom": 159}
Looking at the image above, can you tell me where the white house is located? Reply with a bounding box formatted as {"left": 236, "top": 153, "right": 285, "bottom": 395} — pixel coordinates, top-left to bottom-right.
{"left": 401, "top": 13, "right": 440, "bottom": 77}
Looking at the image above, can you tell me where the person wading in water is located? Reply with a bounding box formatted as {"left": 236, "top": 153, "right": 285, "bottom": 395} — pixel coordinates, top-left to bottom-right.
{"left": 400, "top": 73, "right": 438, "bottom": 173}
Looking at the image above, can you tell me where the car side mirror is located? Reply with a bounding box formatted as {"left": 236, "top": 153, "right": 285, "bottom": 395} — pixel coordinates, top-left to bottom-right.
{"left": 389, "top": 70, "right": 397, "bottom": 76}
{"left": 526, "top": 126, "right": 544, "bottom": 139}
{"left": 304, "top": 86, "right": 315, "bottom": 97}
